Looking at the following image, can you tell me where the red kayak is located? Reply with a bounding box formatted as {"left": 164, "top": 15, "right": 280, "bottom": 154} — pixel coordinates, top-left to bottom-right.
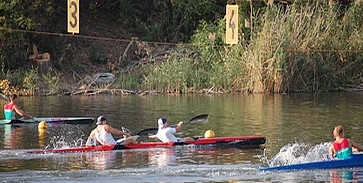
{"left": 27, "top": 136, "right": 266, "bottom": 154}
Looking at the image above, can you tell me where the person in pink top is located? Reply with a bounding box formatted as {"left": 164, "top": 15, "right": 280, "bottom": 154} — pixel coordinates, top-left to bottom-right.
{"left": 86, "top": 115, "right": 138, "bottom": 147}
{"left": 328, "top": 125, "right": 363, "bottom": 159}
{"left": 4, "top": 94, "right": 33, "bottom": 120}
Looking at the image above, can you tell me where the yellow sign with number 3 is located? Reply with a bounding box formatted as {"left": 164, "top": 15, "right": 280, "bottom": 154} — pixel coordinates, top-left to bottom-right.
{"left": 225, "top": 5, "right": 238, "bottom": 45}
{"left": 68, "top": 0, "right": 79, "bottom": 34}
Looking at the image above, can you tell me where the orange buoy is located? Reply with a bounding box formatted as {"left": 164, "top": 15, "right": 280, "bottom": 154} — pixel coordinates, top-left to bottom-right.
{"left": 38, "top": 121, "right": 47, "bottom": 129}
{"left": 204, "top": 130, "right": 215, "bottom": 138}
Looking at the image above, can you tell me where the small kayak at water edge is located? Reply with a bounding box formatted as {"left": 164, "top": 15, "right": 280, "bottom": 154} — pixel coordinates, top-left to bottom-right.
{"left": 27, "top": 135, "right": 266, "bottom": 154}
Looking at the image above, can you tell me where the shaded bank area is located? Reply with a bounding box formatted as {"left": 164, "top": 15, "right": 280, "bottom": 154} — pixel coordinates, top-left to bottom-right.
{"left": 1, "top": 1, "right": 363, "bottom": 95}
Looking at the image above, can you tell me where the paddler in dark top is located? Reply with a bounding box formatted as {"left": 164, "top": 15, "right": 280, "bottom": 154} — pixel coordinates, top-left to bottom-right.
{"left": 328, "top": 125, "right": 363, "bottom": 159}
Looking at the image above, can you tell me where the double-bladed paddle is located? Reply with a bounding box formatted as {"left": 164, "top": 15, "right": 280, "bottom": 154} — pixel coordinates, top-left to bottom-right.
{"left": 186, "top": 114, "right": 209, "bottom": 124}
{"left": 122, "top": 126, "right": 157, "bottom": 137}
{"left": 117, "top": 114, "right": 209, "bottom": 143}
{"left": 135, "top": 114, "right": 209, "bottom": 137}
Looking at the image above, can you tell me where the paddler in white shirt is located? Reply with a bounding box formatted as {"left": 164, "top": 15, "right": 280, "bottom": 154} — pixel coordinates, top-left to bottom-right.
{"left": 86, "top": 115, "right": 138, "bottom": 147}
{"left": 149, "top": 117, "right": 194, "bottom": 142}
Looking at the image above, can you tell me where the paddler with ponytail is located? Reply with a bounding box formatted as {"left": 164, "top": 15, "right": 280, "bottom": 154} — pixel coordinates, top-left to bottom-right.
{"left": 328, "top": 125, "right": 363, "bottom": 159}
{"left": 4, "top": 94, "right": 33, "bottom": 120}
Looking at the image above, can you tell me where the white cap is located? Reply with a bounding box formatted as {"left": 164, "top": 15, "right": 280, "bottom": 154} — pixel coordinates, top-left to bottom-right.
{"left": 96, "top": 115, "right": 106, "bottom": 125}
{"left": 158, "top": 117, "right": 167, "bottom": 129}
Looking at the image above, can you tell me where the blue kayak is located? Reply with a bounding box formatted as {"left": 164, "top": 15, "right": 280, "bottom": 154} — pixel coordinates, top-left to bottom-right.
{"left": 261, "top": 154, "right": 363, "bottom": 171}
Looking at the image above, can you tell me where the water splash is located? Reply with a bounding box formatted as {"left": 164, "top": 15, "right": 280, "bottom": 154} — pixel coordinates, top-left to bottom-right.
{"left": 0, "top": 149, "right": 27, "bottom": 159}
{"left": 45, "top": 136, "right": 85, "bottom": 149}
{"left": 265, "top": 141, "right": 330, "bottom": 167}
{"left": 44, "top": 124, "right": 87, "bottom": 149}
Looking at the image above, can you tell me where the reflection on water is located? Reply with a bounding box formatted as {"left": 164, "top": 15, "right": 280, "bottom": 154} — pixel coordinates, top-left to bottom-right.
{"left": 3, "top": 125, "right": 25, "bottom": 149}
{"left": 329, "top": 169, "right": 363, "bottom": 183}
{"left": 38, "top": 128, "right": 47, "bottom": 148}
{"left": 85, "top": 151, "right": 117, "bottom": 170}
{"left": 148, "top": 148, "right": 177, "bottom": 167}
{"left": 330, "top": 170, "right": 354, "bottom": 183}
{"left": 179, "top": 146, "right": 263, "bottom": 165}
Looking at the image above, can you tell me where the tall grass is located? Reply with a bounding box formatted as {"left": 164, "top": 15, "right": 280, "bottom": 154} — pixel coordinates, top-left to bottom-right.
{"left": 144, "top": 48, "right": 208, "bottom": 93}
{"left": 145, "top": 1, "right": 363, "bottom": 93}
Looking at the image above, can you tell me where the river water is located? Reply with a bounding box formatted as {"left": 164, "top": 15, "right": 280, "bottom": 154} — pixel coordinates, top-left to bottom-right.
{"left": 0, "top": 92, "right": 363, "bottom": 182}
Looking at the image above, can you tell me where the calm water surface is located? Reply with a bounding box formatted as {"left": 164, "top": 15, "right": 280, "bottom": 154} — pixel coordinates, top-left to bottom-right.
{"left": 1, "top": 93, "right": 363, "bottom": 182}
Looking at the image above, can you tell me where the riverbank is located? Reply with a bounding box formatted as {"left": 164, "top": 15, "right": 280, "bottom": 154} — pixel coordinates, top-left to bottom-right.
{"left": 2, "top": 2, "right": 363, "bottom": 95}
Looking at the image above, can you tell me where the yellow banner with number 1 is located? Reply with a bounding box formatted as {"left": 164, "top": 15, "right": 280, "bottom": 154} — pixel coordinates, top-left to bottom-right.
{"left": 225, "top": 5, "right": 238, "bottom": 44}
{"left": 68, "top": 0, "right": 79, "bottom": 34}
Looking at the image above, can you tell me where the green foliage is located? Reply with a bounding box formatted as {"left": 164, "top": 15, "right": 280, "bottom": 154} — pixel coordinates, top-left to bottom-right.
{"left": 0, "top": 68, "right": 41, "bottom": 95}
{"left": 191, "top": 19, "right": 225, "bottom": 47}
{"left": 190, "top": 19, "right": 224, "bottom": 70}
{"left": 22, "top": 67, "right": 40, "bottom": 95}
{"left": 55, "top": 44, "right": 85, "bottom": 73}
{"left": 0, "top": 79, "right": 22, "bottom": 96}
{"left": 188, "top": 18, "right": 252, "bottom": 91}
{"left": 1, "top": 67, "right": 61, "bottom": 95}
{"left": 89, "top": 52, "right": 107, "bottom": 65}
{"left": 141, "top": 1, "right": 363, "bottom": 93}
{"left": 236, "top": 1, "right": 363, "bottom": 93}
{"left": 109, "top": 0, "right": 224, "bottom": 42}
{"left": 116, "top": 72, "right": 142, "bottom": 90}
{"left": 0, "top": 0, "right": 59, "bottom": 74}
{"left": 164, "top": 0, "right": 223, "bottom": 42}
{"left": 145, "top": 49, "right": 208, "bottom": 93}
{"left": 41, "top": 68, "right": 61, "bottom": 94}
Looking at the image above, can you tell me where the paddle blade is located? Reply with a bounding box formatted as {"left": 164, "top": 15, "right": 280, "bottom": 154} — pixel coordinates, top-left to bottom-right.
{"left": 136, "top": 128, "right": 158, "bottom": 136}
{"left": 132, "top": 135, "right": 139, "bottom": 141}
{"left": 122, "top": 127, "right": 132, "bottom": 134}
{"left": 187, "top": 114, "right": 209, "bottom": 124}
